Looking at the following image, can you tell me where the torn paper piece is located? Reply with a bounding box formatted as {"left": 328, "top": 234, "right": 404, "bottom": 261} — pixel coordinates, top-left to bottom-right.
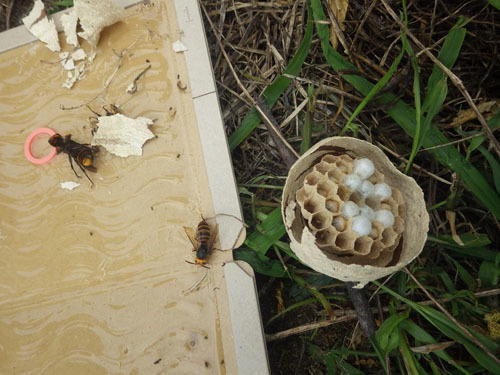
{"left": 61, "top": 10, "right": 79, "bottom": 47}
{"left": 63, "top": 58, "right": 75, "bottom": 71}
{"left": 172, "top": 40, "right": 188, "bottom": 52}
{"left": 88, "top": 50, "right": 97, "bottom": 62}
{"left": 92, "top": 114, "right": 154, "bottom": 157}
{"left": 61, "top": 181, "right": 81, "bottom": 190}
{"left": 74, "top": 0, "right": 125, "bottom": 47}
{"left": 62, "top": 62, "right": 86, "bottom": 89}
{"left": 72, "top": 48, "right": 87, "bottom": 61}
{"left": 22, "top": 0, "right": 60, "bottom": 52}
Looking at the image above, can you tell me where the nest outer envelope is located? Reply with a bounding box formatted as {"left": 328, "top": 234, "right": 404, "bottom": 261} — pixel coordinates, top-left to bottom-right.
{"left": 22, "top": 0, "right": 61, "bottom": 52}
{"left": 282, "top": 137, "right": 429, "bottom": 288}
{"left": 74, "top": 0, "right": 126, "bottom": 47}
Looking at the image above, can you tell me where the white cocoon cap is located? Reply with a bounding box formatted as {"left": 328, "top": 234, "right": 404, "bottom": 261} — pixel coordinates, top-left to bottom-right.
{"left": 352, "top": 215, "right": 372, "bottom": 236}
{"left": 341, "top": 201, "right": 359, "bottom": 218}
{"left": 353, "top": 158, "right": 375, "bottom": 179}
{"left": 357, "top": 180, "right": 374, "bottom": 198}
{"left": 344, "top": 173, "right": 362, "bottom": 191}
{"left": 375, "top": 209, "right": 395, "bottom": 228}
{"left": 373, "top": 183, "right": 392, "bottom": 200}
{"left": 359, "top": 205, "right": 375, "bottom": 221}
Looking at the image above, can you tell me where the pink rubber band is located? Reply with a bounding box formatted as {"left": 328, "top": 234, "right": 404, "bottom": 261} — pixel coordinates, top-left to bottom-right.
{"left": 24, "top": 127, "right": 57, "bottom": 164}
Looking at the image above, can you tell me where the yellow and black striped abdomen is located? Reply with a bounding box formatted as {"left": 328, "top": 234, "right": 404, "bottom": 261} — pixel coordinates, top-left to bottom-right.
{"left": 197, "top": 220, "right": 211, "bottom": 244}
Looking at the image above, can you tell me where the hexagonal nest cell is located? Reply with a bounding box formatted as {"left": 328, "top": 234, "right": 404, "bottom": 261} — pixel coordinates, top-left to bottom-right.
{"left": 295, "top": 153, "right": 405, "bottom": 266}
{"left": 282, "top": 137, "right": 429, "bottom": 287}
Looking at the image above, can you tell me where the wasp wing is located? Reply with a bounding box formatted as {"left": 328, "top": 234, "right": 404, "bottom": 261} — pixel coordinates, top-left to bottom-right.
{"left": 207, "top": 223, "right": 219, "bottom": 251}
{"left": 183, "top": 226, "right": 199, "bottom": 250}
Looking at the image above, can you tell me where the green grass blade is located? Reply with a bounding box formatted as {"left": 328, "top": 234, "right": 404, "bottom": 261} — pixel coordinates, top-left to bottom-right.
{"left": 54, "top": 0, "right": 73, "bottom": 5}
{"left": 460, "top": 111, "right": 500, "bottom": 159}
{"left": 308, "top": 344, "right": 366, "bottom": 375}
{"left": 406, "top": 14, "right": 466, "bottom": 172}
{"left": 478, "top": 260, "right": 500, "bottom": 288}
{"left": 401, "top": 320, "right": 472, "bottom": 375}
{"left": 369, "top": 335, "right": 389, "bottom": 374}
{"left": 274, "top": 240, "right": 301, "bottom": 261}
{"left": 399, "top": 328, "right": 423, "bottom": 375}
{"left": 292, "top": 273, "right": 334, "bottom": 319}
{"left": 448, "top": 257, "right": 477, "bottom": 289}
{"left": 427, "top": 234, "right": 491, "bottom": 248}
{"left": 427, "top": 234, "right": 497, "bottom": 261}
{"left": 401, "top": 0, "right": 422, "bottom": 173}
{"left": 311, "top": 0, "right": 500, "bottom": 219}
{"left": 228, "top": 6, "right": 314, "bottom": 150}
{"left": 266, "top": 297, "right": 316, "bottom": 326}
{"left": 375, "top": 311, "right": 409, "bottom": 351}
{"left": 487, "top": 0, "right": 500, "bottom": 10}
{"left": 244, "top": 207, "right": 286, "bottom": 255}
{"left": 339, "top": 47, "right": 405, "bottom": 137}
{"left": 233, "top": 247, "right": 290, "bottom": 277}
{"left": 426, "top": 18, "right": 467, "bottom": 89}
{"left": 478, "top": 145, "right": 500, "bottom": 195}
{"left": 374, "top": 282, "right": 500, "bottom": 374}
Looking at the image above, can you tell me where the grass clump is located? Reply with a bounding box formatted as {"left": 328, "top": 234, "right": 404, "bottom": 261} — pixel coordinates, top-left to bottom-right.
{"left": 200, "top": 0, "right": 500, "bottom": 373}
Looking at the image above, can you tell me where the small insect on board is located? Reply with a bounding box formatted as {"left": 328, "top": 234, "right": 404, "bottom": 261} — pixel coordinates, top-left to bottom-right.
{"left": 48, "top": 133, "right": 99, "bottom": 185}
{"left": 184, "top": 217, "right": 218, "bottom": 268}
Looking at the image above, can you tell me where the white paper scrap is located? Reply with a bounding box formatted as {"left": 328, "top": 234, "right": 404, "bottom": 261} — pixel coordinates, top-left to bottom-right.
{"left": 61, "top": 181, "right": 81, "bottom": 190}
{"left": 92, "top": 114, "right": 155, "bottom": 157}
{"left": 63, "top": 58, "right": 75, "bottom": 71}
{"left": 172, "top": 40, "right": 188, "bottom": 52}
{"left": 72, "top": 48, "right": 87, "bottom": 61}
{"left": 61, "top": 10, "right": 79, "bottom": 47}
{"left": 74, "top": 0, "right": 125, "bottom": 47}
{"left": 62, "top": 62, "right": 85, "bottom": 89}
{"left": 22, "top": 0, "right": 61, "bottom": 52}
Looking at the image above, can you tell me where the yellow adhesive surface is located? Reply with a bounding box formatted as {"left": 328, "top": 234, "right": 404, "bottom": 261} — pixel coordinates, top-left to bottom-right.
{"left": 0, "top": 1, "right": 236, "bottom": 373}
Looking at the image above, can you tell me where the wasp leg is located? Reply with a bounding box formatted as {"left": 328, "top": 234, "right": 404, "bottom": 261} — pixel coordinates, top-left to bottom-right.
{"left": 185, "top": 260, "right": 210, "bottom": 269}
{"left": 68, "top": 154, "right": 81, "bottom": 178}
{"left": 74, "top": 157, "right": 94, "bottom": 186}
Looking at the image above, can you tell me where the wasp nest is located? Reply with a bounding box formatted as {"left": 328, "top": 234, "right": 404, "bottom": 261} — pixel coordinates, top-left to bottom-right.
{"left": 282, "top": 137, "right": 429, "bottom": 288}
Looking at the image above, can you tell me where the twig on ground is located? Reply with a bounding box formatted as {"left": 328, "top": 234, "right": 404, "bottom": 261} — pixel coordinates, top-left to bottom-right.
{"left": 266, "top": 287, "right": 500, "bottom": 341}
{"left": 200, "top": 1, "right": 299, "bottom": 166}
{"left": 126, "top": 60, "right": 151, "bottom": 94}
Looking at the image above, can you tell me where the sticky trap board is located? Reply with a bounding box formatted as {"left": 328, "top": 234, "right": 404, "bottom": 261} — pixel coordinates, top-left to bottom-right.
{"left": 0, "top": 1, "right": 269, "bottom": 374}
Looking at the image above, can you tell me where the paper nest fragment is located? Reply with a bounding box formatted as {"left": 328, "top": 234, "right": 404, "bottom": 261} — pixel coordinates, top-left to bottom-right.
{"left": 91, "top": 114, "right": 155, "bottom": 157}
{"left": 61, "top": 10, "right": 79, "bottom": 47}
{"left": 62, "top": 62, "right": 86, "bottom": 89}
{"left": 74, "top": 0, "right": 126, "bottom": 47}
{"left": 22, "top": 0, "right": 60, "bottom": 52}
{"left": 23, "top": 0, "right": 124, "bottom": 89}
{"left": 60, "top": 181, "right": 81, "bottom": 190}
{"left": 24, "top": 0, "right": 124, "bottom": 51}
{"left": 173, "top": 40, "right": 188, "bottom": 52}
{"left": 72, "top": 48, "right": 87, "bottom": 61}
